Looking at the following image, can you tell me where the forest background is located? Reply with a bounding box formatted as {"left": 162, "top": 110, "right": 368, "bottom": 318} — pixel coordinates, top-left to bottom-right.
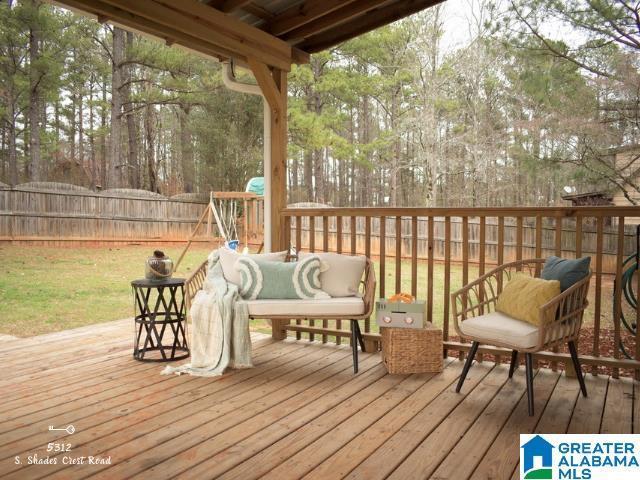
{"left": 1, "top": 0, "right": 639, "bottom": 208}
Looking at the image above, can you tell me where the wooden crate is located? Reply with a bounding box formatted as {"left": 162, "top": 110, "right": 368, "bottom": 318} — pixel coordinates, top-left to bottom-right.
{"left": 381, "top": 323, "right": 443, "bottom": 374}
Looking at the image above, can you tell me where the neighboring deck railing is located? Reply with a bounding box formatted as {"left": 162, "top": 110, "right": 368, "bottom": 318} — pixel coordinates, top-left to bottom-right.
{"left": 281, "top": 206, "right": 640, "bottom": 379}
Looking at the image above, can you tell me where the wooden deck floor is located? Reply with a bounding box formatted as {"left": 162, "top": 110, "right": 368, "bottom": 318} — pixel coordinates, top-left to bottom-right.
{"left": 0, "top": 319, "right": 637, "bottom": 480}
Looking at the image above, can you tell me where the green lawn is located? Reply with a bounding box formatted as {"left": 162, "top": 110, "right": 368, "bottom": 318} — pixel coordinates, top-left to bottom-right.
{"left": 0, "top": 245, "right": 615, "bottom": 337}
{"left": 0, "top": 245, "right": 213, "bottom": 337}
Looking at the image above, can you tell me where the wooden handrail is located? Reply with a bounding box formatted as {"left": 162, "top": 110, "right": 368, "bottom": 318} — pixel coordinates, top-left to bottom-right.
{"left": 282, "top": 205, "right": 640, "bottom": 216}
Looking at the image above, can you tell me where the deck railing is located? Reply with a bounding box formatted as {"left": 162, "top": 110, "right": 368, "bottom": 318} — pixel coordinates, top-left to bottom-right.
{"left": 281, "top": 206, "right": 640, "bottom": 379}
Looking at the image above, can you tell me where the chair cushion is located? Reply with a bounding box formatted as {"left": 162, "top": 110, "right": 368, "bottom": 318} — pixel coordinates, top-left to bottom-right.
{"left": 541, "top": 255, "right": 591, "bottom": 291}
{"left": 236, "top": 256, "right": 330, "bottom": 300}
{"left": 299, "top": 252, "right": 366, "bottom": 297}
{"left": 243, "top": 297, "right": 365, "bottom": 317}
{"left": 459, "top": 311, "right": 541, "bottom": 349}
{"left": 496, "top": 273, "right": 560, "bottom": 326}
{"left": 218, "top": 247, "right": 287, "bottom": 286}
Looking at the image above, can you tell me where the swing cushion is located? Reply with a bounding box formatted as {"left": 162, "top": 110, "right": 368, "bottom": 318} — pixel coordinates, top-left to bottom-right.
{"left": 236, "top": 255, "right": 330, "bottom": 300}
{"left": 244, "top": 297, "right": 365, "bottom": 317}
{"left": 219, "top": 247, "right": 287, "bottom": 286}
{"left": 299, "top": 252, "right": 366, "bottom": 297}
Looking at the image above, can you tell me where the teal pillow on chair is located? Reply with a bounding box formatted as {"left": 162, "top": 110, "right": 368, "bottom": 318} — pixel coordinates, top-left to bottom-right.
{"left": 541, "top": 256, "right": 591, "bottom": 291}
{"left": 236, "top": 255, "right": 330, "bottom": 300}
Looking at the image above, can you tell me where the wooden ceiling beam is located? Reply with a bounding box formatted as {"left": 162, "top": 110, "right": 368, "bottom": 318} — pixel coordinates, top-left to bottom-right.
{"left": 206, "top": 0, "right": 253, "bottom": 14}
{"left": 55, "top": 0, "right": 297, "bottom": 69}
{"left": 133, "top": 0, "right": 292, "bottom": 68}
{"left": 298, "top": 0, "right": 444, "bottom": 53}
{"left": 243, "top": 3, "right": 276, "bottom": 21}
{"left": 282, "top": 0, "right": 390, "bottom": 43}
{"left": 265, "top": 0, "right": 359, "bottom": 36}
{"left": 53, "top": 0, "right": 235, "bottom": 61}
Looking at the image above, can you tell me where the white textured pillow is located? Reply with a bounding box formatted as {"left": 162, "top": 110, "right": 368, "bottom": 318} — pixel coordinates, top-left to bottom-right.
{"left": 299, "top": 252, "right": 366, "bottom": 297}
{"left": 218, "top": 247, "right": 287, "bottom": 285}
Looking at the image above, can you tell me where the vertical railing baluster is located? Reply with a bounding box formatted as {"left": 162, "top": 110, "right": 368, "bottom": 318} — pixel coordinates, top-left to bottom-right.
{"left": 479, "top": 216, "right": 486, "bottom": 308}
{"left": 365, "top": 216, "right": 372, "bottom": 335}
{"left": 550, "top": 215, "right": 563, "bottom": 372}
{"left": 336, "top": 216, "right": 342, "bottom": 345}
{"left": 613, "top": 217, "right": 625, "bottom": 379}
{"left": 443, "top": 216, "right": 451, "bottom": 358}
{"left": 535, "top": 215, "right": 543, "bottom": 275}
{"left": 555, "top": 215, "right": 562, "bottom": 256}
{"left": 395, "top": 216, "right": 402, "bottom": 294}
{"left": 308, "top": 215, "right": 315, "bottom": 341}
{"left": 461, "top": 216, "right": 469, "bottom": 361}
{"left": 351, "top": 216, "right": 357, "bottom": 255}
{"left": 593, "top": 216, "right": 604, "bottom": 375}
{"left": 411, "top": 216, "right": 418, "bottom": 299}
{"left": 284, "top": 216, "right": 291, "bottom": 254}
{"left": 365, "top": 216, "right": 371, "bottom": 259}
{"left": 497, "top": 216, "right": 504, "bottom": 293}
{"left": 427, "top": 216, "right": 434, "bottom": 325}
{"left": 295, "top": 216, "right": 302, "bottom": 254}
{"left": 575, "top": 215, "right": 582, "bottom": 258}
{"left": 462, "top": 217, "right": 469, "bottom": 290}
{"left": 478, "top": 216, "right": 487, "bottom": 363}
{"left": 295, "top": 216, "right": 302, "bottom": 341}
{"left": 309, "top": 216, "right": 315, "bottom": 253}
{"left": 322, "top": 216, "right": 329, "bottom": 252}
{"left": 336, "top": 216, "right": 343, "bottom": 254}
{"left": 380, "top": 216, "right": 386, "bottom": 299}
{"left": 322, "top": 216, "right": 329, "bottom": 343}
{"left": 516, "top": 216, "right": 523, "bottom": 270}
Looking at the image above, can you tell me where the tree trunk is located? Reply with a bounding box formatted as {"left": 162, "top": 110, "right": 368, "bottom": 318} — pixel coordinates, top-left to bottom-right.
{"left": 28, "top": 0, "right": 42, "bottom": 181}
{"left": 124, "top": 31, "right": 139, "bottom": 188}
{"left": 303, "top": 150, "right": 313, "bottom": 201}
{"left": 88, "top": 78, "right": 96, "bottom": 188}
{"left": 144, "top": 101, "right": 157, "bottom": 192}
{"left": 100, "top": 79, "right": 107, "bottom": 189}
{"left": 178, "top": 104, "right": 194, "bottom": 193}
{"left": 78, "top": 89, "right": 84, "bottom": 167}
{"left": 109, "top": 27, "right": 125, "bottom": 187}
{"left": 8, "top": 105, "right": 17, "bottom": 185}
{"left": 1, "top": 127, "right": 5, "bottom": 181}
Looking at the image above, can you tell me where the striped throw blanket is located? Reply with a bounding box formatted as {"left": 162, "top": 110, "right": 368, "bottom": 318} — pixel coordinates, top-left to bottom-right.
{"left": 162, "top": 250, "right": 252, "bottom": 377}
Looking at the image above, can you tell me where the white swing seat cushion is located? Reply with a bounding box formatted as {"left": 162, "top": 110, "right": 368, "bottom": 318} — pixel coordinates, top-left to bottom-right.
{"left": 459, "top": 311, "right": 542, "bottom": 350}
{"left": 243, "top": 296, "right": 365, "bottom": 317}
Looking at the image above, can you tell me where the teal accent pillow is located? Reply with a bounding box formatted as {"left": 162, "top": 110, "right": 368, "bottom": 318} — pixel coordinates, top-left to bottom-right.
{"left": 541, "top": 256, "right": 591, "bottom": 291}
{"left": 235, "top": 256, "right": 330, "bottom": 300}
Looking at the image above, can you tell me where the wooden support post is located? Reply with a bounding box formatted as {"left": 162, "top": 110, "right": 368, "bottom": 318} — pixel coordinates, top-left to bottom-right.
{"left": 249, "top": 59, "right": 288, "bottom": 252}
{"left": 249, "top": 58, "right": 288, "bottom": 340}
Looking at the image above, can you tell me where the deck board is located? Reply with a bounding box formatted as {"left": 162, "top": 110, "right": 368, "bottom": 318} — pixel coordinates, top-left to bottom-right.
{"left": 0, "top": 320, "right": 636, "bottom": 480}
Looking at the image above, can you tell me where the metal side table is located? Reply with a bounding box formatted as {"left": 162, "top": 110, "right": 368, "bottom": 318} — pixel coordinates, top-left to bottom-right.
{"left": 131, "top": 278, "right": 189, "bottom": 362}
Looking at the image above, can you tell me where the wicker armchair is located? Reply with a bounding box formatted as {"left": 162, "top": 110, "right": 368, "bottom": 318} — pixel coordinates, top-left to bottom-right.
{"left": 451, "top": 259, "right": 591, "bottom": 416}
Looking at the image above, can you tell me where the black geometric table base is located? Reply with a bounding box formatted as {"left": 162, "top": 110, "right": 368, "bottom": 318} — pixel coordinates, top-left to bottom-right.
{"left": 131, "top": 278, "right": 189, "bottom": 362}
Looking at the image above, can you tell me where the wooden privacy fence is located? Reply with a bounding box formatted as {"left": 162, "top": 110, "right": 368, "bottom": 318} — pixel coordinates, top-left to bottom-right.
{"left": 0, "top": 183, "right": 263, "bottom": 246}
{"left": 281, "top": 206, "right": 640, "bottom": 379}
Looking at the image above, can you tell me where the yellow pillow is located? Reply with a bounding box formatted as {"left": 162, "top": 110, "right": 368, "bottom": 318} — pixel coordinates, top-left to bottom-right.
{"left": 496, "top": 273, "right": 560, "bottom": 326}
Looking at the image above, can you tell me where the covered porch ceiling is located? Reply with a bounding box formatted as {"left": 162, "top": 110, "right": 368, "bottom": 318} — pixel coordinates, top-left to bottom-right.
{"left": 53, "top": 0, "right": 444, "bottom": 70}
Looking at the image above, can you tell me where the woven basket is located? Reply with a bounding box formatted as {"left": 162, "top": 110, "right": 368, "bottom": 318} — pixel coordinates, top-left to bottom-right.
{"left": 381, "top": 323, "right": 443, "bottom": 374}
